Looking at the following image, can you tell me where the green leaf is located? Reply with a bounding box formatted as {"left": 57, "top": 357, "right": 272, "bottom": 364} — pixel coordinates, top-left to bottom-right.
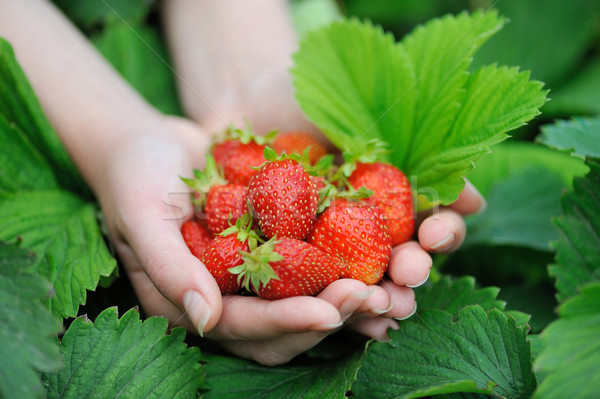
{"left": 415, "top": 276, "right": 505, "bottom": 316}
{"left": 354, "top": 306, "right": 537, "bottom": 398}
{"left": 94, "top": 23, "right": 182, "bottom": 115}
{"left": 533, "top": 282, "right": 600, "bottom": 399}
{"left": 0, "top": 242, "right": 62, "bottom": 399}
{"left": 467, "top": 141, "right": 588, "bottom": 197}
{"left": 43, "top": 307, "right": 203, "bottom": 398}
{"left": 412, "top": 65, "right": 547, "bottom": 207}
{"left": 293, "top": 18, "right": 415, "bottom": 162}
{"left": 472, "top": 0, "right": 597, "bottom": 87}
{"left": 0, "top": 190, "right": 116, "bottom": 318}
{"left": 293, "top": 13, "right": 547, "bottom": 210}
{"left": 400, "top": 11, "right": 505, "bottom": 171}
{"left": 464, "top": 167, "right": 564, "bottom": 251}
{"left": 53, "top": 0, "right": 151, "bottom": 29}
{"left": 0, "top": 38, "right": 89, "bottom": 196}
{"left": 0, "top": 116, "right": 60, "bottom": 193}
{"left": 548, "top": 158, "right": 600, "bottom": 302}
{"left": 202, "top": 349, "right": 363, "bottom": 398}
{"left": 538, "top": 117, "right": 600, "bottom": 159}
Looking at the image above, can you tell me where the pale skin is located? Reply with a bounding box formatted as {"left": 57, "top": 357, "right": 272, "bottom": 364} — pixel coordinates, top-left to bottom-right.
{"left": 0, "top": 0, "right": 485, "bottom": 365}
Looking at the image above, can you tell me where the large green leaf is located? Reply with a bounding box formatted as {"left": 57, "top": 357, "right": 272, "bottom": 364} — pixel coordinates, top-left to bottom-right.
{"left": 202, "top": 349, "right": 363, "bottom": 399}
{"left": 473, "top": 0, "right": 597, "bottom": 87}
{"left": 43, "top": 307, "right": 203, "bottom": 399}
{"left": 94, "top": 23, "right": 182, "bottom": 115}
{"left": 415, "top": 276, "right": 505, "bottom": 316}
{"left": 0, "top": 190, "right": 116, "bottom": 318}
{"left": 533, "top": 282, "right": 600, "bottom": 399}
{"left": 548, "top": 158, "right": 600, "bottom": 302}
{"left": 400, "top": 11, "right": 505, "bottom": 170}
{"left": 0, "top": 38, "right": 88, "bottom": 197}
{"left": 0, "top": 38, "right": 116, "bottom": 319}
{"left": 293, "top": 13, "right": 547, "bottom": 209}
{"left": 412, "top": 65, "right": 546, "bottom": 206}
{"left": 293, "top": 18, "right": 416, "bottom": 161}
{"left": 0, "top": 242, "right": 62, "bottom": 399}
{"left": 353, "top": 306, "right": 537, "bottom": 398}
{"left": 538, "top": 117, "right": 600, "bottom": 159}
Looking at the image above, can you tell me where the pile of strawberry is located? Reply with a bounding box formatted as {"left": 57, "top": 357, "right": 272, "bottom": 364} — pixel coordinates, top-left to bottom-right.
{"left": 181, "top": 126, "right": 414, "bottom": 300}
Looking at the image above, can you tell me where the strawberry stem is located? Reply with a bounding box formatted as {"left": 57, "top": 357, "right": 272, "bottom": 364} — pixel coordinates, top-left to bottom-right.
{"left": 229, "top": 237, "right": 282, "bottom": 292}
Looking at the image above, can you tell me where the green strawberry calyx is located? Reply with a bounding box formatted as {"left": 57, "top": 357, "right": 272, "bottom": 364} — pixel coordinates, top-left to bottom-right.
{"left": 219, "top": 213, "right": 263, "bottom": 252}
{"left": 228, "top": 118, "right": 278, "bottom": 145}
{"left": 180, "top": 154, "right": 226, "bottom": 208}
{"left": 229, "top": 236, "right": 282, "bottom": 292}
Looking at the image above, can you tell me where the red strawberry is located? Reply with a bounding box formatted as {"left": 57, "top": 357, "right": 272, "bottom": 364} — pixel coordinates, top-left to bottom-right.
{"left": 200, "top": 214, "right": 260, "bottom": 294}
{"left": 231, "top": 237, "right": 341, "bottom": 299}
{"left": 247, "top": 157, "right": 319, "bottom": 240}
{"left": 273, "top": 132, "right": 328, "bottom": 165}
{"left": 348, "top": 162, "right": 414, "bottom": 245}
{"left": 205, "top": 183, "right": 248, "bottom": 235}
{"left": 201, "top": 234, "right": 246, "bottom": 294}
{"left": 221, "top": 141, "right": 266, "bottom": 185}
{"left": 211, "top": 139, "right": 240, "bottom": 166}
{"left": 307, "top": 198, "right": 392, "bottom": 285}
{"left": 181, "top": 220, "right": 213, "bottom": 259}
{"left": 182, "top": 156, "right": 248, "bottom": 234}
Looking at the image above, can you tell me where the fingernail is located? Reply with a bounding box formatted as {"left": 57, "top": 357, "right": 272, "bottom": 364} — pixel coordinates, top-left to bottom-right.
{"left": 394, "top": 301, "right": 417, "bottom": 321}
{"left": 313, "top": 320, "right": 344, "bottom": 331}
{"left": 183, "top": 290, "right": 211, "bottom": 337}
{"left": 350, "top": 289, "right": 374, "bottom": 300}
{"left": 371, "top": 302, "right": 394, "bottom": 315}
{"left": 406, "top": 269, "right": 431, "bottom": 288}
{"left": 430, "top": 232, "right": 455, "bottom": 252}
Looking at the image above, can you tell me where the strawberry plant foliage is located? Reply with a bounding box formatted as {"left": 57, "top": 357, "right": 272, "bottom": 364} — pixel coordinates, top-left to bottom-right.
{"left": 292, "top": 11, "right": 548, "bottom": 209}
{"left": 0, "top": 242, "right": 62, "bottom": 399}
{"left": 0, "top": 38, "right": 116, "bottom": 319}
{"left": 354, "top": 306, "right": 537, "bottom": 399}
{"left": 533, "top": 282, "right": 600, "bottom": 399}
{"left": 548, "top": 157, "right": 600, "bottom": 302}
{"left": 43, "top": 307, "right": 203, "bottom": 399}
{"left": 202, "top": 350, "right": 363, "bottom": 399}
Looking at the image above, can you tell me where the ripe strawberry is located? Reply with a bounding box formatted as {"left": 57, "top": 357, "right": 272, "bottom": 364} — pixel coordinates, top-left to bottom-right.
{"left": 201, "top": 214, "right": 260, "bottom": 294}
{"left": 348, "top": 162, "right": 414, "bottom": 245}
{"left": 230, "top": 237, "right": 341, "bottom": 300}
{"left": 181, "top": 220, "right": 213, "bottom": 259}
{"left": 306, "top": 198, "right": 392, "bottom": 285}
{"left": 205, "top": 183, "right": 248, "bottom": 235}
{"left": 182, "top": 155, "right": 248, "bottom": 235}
{"left": 273, "top": 131, "right": 328, "bottom": 165}
{"left": 211, "top": 139, "right": 240, "bottom": 166}
{"left": 247, "top": 156, "right": 319, "bottom": 240}
{"left": 221, "top": 141, "right": 266, "bottom": 185}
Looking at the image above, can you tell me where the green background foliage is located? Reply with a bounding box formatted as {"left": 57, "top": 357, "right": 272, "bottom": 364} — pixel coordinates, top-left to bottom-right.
{"left": 1, "top": 0, "right": 599, "bottom": 398}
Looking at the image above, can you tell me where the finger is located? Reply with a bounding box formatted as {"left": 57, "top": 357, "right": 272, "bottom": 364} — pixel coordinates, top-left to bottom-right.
{"left": 448, "top": 179, "right": 486, "bottom": 216}
{"left": 377, "top": 280, "right": 417, "bottom": 319}
{"left": 205, "top": 294, "right": 342, "bottom": 341}
{"left": 350, "top": 318, "right": 399, "bottom": 341}
{"left": 387, "top": 241, "right": 432, "bottom": 287}
{"left": 116, "top": 241, "right": 195, "bottom": 331}
{"left": 124, "top": 214, "right": 224, "bottom": 335}
{"left": 417, "top": 208, "right": 466, "bottom": 253}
